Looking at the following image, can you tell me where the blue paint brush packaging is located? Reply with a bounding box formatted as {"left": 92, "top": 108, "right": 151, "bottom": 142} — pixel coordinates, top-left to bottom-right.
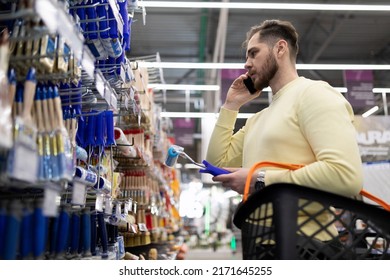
{"left": 105, "top": 110, "right": 115, "bottom": 145}
{"left": 85, "top": 1, "right": 107, "bottom": 59}
{"left": 76, "top": 116, "right": 86, "bottom": 148}
{"left": 118, "top": 0, "right": 130, "bottom": 51}
{"left": 104, "top": 2, "right": 123, "bottom": 58}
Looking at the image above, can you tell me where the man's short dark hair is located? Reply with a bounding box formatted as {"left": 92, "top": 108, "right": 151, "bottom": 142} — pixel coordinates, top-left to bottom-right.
{"left": 244, "top": 19, "right": 299, "bottom": 59}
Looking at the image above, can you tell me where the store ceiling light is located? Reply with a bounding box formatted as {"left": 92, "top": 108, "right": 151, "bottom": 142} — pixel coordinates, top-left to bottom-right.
{"left": 150, "top": 85, "right": 390, "bottom": 94}
{"left": 148, "top": 84, "right": 220, "bottom": 91}
{"left": 162, "top": 109, "right": 385, "bottom": 119}
{"left": 139, "top": 1, "right": 390, "bottom": 12}
{"left": 138, "top": 62, "right": 390, "bottom": 71}
{"left": 160, "top": 112, "right": 255, "bottom": 119}
{"left": 362, "top": 106, "right": 379, "bottom": 118}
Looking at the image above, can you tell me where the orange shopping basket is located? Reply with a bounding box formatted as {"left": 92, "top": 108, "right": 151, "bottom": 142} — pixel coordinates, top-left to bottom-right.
{"left": 242, "top": 161, "right": 390, "bottom": 211}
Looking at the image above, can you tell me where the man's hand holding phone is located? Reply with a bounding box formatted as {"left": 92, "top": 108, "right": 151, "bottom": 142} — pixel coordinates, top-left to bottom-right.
{"left": 243, "top": 76, "right": 258, "bottom": 94}
{"left": 223, "top": 74, "right": 261, "bottom": 111}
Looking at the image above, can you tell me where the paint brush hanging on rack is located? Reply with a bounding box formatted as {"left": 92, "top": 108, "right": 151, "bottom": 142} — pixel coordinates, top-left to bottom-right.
{"left": 0, "top": 29, "right": 13, "bottom": 149}
{"left": 7, "top": 67, "right": 39, "bottom": 183}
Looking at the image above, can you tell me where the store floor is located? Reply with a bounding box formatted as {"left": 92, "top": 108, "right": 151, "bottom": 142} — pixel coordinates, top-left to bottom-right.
{"left": 185, "top": 246, "right": 242, "bottom": 260}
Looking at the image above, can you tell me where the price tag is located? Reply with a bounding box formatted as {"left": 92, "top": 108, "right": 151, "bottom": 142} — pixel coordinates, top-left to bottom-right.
{"left": 95, "top": 193, "right": 104, "bottom": 212}
{"left": 115, "top": 202, "right": 121, "bottom": 216}
{"left": 117, "top": 236, "right": 125, "bottom": 259}
{"left": 72, "top": 180, "right": 86, "bottom": 206}
{"left": 138, "top": 223, "right": 147, "bottom": 232}
{"left": 124, "top": 95, "right": 129, "bottom": 110}
{"left": 127, "top": 198, "right": 133, "bottom": 213}
{"left": 10, "top": 139, "right": 38, "bottom": 182}
{"left": 124, "top": 201, "right": 130, "bottom": 213}
{"left": 43, "top": 186, "right": 60, "bottom": 217}
{"left": 105, "top": 198, "right": 113, "bottom": 215}
{"left": 130, "top": 224, "right": 138, "bottom": 233}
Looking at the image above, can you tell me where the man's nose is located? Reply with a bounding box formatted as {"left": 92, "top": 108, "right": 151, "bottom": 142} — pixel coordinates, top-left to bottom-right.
{"left": 244, "top": 60, "right": 251, "bottom": 70}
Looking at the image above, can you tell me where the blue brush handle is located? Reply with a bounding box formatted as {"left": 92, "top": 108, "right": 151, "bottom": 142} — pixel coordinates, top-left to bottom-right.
{"left": 106, "top": 223, "right": 116, "bottom": 245}
{"left": 0, "top": 205, "right": 6, "bottom": 259}
{"left": 97, "top": 212, "right": 108, "bottom": 259}
{"left": 55, "top": 207, "right": 70, "bottom": 259}
{"left": 20, "top": 207, "right": 33, "bottom": 259}
{"left": 199, "top": 160, "right": 231, "bottom": 176}
{"left": 80, "top": 209, "right": 91, "bottom": 257}
{"left": 90, "top": 212, "right": 97, "bottom": 256}
{"left": 75, "top": 3, "right": 86, "bottom": 32}
{"left": 3, "top": 203, "right": 22, "bottom": 260}
{"left": 70, "top": 212, "right": 80, "bottom": 256}
{"left": 49, "top": 216, "right": 59, "bottom": 257}
{"left": 96, "top": 0, "right": 109, "bottom": 39}
{"left": 95, "top": 112, "right": 105, "bottom": 146}
{"left": 106, "top": 56, "right": 116, "bottom": 77}
{"left": 118, "top": 0, "right": 129, "bottom": 50}
{"left": 86, "top": 114, "right": 96, "bottom": 146}
{"left": 107, "top": 5, "right": 118, "bottom": 39}
{"left": 86, "top": 4, "right": 98, "bottom": 40}
{"left": 59, "top": 82, "right": 70, "bottom": 113}
{"left": 76, "top": 115, "right": 86, "bottom": 148}
{"left": 32, "top": 204, "right": 46, "bottom": 259}
{"left": 15, "top": 84, "right": 24, "bottom": 104}
{"left": 116, "top": 50, "right": 125, "bottom": 74}
{"left": 105, "top": 110, "right": 115, "bottom": 145}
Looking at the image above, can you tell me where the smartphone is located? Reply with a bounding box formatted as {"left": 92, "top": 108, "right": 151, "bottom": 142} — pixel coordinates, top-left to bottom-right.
{"left": 243, "top": 77, "right": 257, "bottom": 94}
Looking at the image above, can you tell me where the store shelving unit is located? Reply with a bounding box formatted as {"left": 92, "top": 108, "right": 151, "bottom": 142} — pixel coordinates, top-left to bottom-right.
{"left": 0, "top": 0, "right": 182, "bottom": 260}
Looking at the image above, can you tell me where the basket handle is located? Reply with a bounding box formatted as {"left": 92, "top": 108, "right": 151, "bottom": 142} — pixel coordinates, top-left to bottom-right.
{"left": 242, "top": 161, "right": 390, "bottom": 211}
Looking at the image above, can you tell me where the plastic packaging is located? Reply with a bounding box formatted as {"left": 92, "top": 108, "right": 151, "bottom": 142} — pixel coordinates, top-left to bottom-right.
{"left": 105, "top": 3, "right": 123, "bottom": 58}
{"left": 114, "top": 127, "right": 137, "bottom": 157}
{"left": 85, "top": 2, "right": 107, "bottom": 59}
{"left": 74, "top": 166, "right": 98, "bottom": 187}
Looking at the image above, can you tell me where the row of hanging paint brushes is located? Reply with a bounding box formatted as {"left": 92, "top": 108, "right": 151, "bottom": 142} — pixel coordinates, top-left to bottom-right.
{"left": 0, "top": 66, "right": 75, "bottom": 184}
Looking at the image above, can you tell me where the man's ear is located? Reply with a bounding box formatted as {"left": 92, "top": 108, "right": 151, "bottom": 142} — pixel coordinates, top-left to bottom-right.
{"left": 275, "top": 39, "right": 288, "bottom": 58}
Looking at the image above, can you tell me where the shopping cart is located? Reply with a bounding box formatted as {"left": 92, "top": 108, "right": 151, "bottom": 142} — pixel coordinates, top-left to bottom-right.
{"left": 232, "top": 163, "right": 390, "bottom": 260}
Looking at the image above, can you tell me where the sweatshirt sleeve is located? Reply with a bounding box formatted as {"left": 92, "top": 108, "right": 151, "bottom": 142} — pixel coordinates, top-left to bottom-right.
{"left": 205, "top": 107, "right": 245, "bottom": 168}
{"left": 265, "top": 83, "right": 363, "bottom": 197}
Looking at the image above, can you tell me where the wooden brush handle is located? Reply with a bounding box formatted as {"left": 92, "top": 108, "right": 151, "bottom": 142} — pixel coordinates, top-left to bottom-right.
{"left": 22, "top": 80, "right": 36, "bottom": 124}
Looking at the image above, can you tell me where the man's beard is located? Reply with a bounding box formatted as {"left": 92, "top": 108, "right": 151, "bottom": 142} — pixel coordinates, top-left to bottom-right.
{"left": 255, "top": 52, "right": 278, "bottom": 91}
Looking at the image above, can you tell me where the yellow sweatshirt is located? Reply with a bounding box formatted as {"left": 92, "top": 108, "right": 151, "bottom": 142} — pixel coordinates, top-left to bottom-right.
{"left": 206, "top": 77, "right": 364, "bottom": 240}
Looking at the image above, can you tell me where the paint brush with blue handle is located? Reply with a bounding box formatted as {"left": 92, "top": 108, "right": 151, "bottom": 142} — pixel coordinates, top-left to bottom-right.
{"left": 20, "top": 202, "right": 33, "bottom": 259}
{"left": 97, "top": 212, "right": 108, "bottom": 259}
{"left": 34, "top": 87, "right": 46, "bottom": 180}
{"left": 69, "top": 211, "right": 80, "bottom": 259}
{"left": 79, "top": 208, "right": 92, "bottom": 258}
{"left": 21, "top": 67, "right": 37, "bottom": 129}
{"left": 55, "top": 205, "right": 70, "bottom": 259}
{"left": 47, "top": 86, "right": 60, "bottom": 181}
{"left": 3, "top": 201, "right": 22, "bottom": 259}
{"left": 32, "top": 200, "right": 47, "bottom": 260}
{"left": 8, "top": 68, "right": 39, "bottom": 182}
{"left": 90, "top": 211, "right": 97, "bottom": 256}
{"left": 48, "top": 215, "right": 59, "bottom": 259}
{"left": 0, "top": 202, "right": 7, "bottom": 259}
{"left": 51, "top": 85, "right": 73, "bottom": 181}
{"left": 41, "top": 87, "right": 54, "bottom": 180}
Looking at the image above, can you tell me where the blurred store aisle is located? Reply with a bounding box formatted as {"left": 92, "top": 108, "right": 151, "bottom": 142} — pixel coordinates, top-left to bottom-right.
{"left": 185, "top": 246, "right": 242, "bottom": 260}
